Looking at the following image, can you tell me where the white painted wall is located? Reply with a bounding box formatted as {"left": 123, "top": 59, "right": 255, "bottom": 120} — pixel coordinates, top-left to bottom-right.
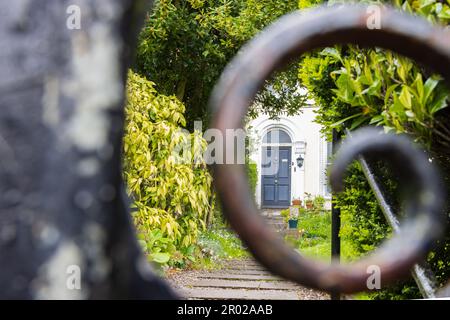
{"left": 248, "top": 107, "right": 331, "bottom": 208}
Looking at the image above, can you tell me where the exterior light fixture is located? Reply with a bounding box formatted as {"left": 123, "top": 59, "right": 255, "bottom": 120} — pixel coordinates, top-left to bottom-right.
{"left": 296, "top": 155, "right": 304, "bottom": 168}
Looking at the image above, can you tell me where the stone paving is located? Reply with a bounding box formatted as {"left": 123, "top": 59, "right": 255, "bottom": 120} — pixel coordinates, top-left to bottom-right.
{"left": 168, "top": 258, "right": 327, "bottom": 300}
{"left": 167, "top": 211, "right": 328, "bottom": 300}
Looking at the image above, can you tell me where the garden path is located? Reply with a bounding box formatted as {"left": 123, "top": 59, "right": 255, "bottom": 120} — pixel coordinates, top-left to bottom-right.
{"left": 167, "top": 211, "right": 328, "bottom": 300}
{"left": 168, "top": 258, "right": 327, "bottom": 300}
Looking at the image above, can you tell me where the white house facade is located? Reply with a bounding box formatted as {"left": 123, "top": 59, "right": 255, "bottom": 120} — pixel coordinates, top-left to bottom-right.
{"left": 248, "top": 107, "right": 332, "bottom": 209}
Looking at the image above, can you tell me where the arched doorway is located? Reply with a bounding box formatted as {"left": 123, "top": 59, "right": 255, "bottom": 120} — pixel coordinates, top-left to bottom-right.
{"left": 261, "top": 129, "right": 292, "bottom": 208}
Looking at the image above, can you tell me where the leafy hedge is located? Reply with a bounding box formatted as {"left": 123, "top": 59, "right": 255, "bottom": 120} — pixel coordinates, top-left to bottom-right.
{"left": 123, "top": 71, "right": 213, "bottom": 266}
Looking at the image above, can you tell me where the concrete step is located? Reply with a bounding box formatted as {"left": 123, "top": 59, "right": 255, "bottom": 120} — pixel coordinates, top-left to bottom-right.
{"left": 264, "top": 216, "right": 284, "bottom": 221}
{"left": 198, "top": 273, "right": 281, "bottom": 281}
{"left": 218, "top": 269, "right": 270, "bottom": 275}
{"left": 168, "top": 259, "right": 328, "bottom": 300}
{"left": 222, "top": 260, "right": 261, "bottom": 267}
{"left": 179, "top": 288, "right": 298, "bottom": 300}
{"left": 221, "top": 264, "right": 267, "bottom": 271}
{"left": 265, "top": 219, "right": 285, "bottom": 223}
{"left": 260, "top": 210, "right": 282, "bottom": 217}
{"left": 186, "top": 279, "right": 300, "bottom": 290}
{"left": 265, "top": 221, "right": 285, "bottom": 226}
{"left": 222, "top": 265, "right": 268, "bottom": 272}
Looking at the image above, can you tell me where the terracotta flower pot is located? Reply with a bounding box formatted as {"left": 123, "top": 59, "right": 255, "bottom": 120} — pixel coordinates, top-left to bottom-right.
{"left": 292, "top": 199, "right": 302, "bottom": 206}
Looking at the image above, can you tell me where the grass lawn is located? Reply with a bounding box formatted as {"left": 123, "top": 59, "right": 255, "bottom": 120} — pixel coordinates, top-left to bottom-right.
{"left": 189, "top": 226, "right": 249, "bottom": 270}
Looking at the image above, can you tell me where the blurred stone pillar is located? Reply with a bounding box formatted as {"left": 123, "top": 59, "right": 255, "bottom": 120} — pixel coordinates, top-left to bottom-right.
{"left": 0, "top": 0, "right": 176, "bottom": 299}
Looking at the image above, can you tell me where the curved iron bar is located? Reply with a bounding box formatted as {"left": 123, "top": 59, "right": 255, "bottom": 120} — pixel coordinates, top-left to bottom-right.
{"left": 344, "top": 128, "right": 439, "bottom": 298}
{"left": 209, "top": 4, "right": 449, "bottom": 293}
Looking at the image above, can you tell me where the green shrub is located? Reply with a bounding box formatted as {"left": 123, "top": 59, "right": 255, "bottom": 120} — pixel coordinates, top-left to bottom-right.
{"left": 281, "top": 208, "right": 289, "bottom": 223}
{"left": 298, "top": 210, "right": 331, "bottom": 240}
{"left": 294, "top": 210, "right": 333, "bottom": 261}
{"left": 136, "top": 0, "right": 300, "bottom": 127}
{"left": 337, "top": 163, "right": 393, "bottom": 255}
{"left": 312, "top": 195, "right": 326, "bottom": 213}
{"left": 197, "top": 227, "right": 248, "bottom": 265}
{"left": 246, "top": 161, "right": 258, "bottom": 199}
{"left": 123, "top": 70, "right": 213, "bottom": 267}
{"left": 298, "top": 0, "right": 450, "bottom": 299}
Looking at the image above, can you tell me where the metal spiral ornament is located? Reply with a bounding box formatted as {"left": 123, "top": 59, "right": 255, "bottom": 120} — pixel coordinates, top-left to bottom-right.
{"left": 209, "top": 5, "right": 449, "bottom": 294}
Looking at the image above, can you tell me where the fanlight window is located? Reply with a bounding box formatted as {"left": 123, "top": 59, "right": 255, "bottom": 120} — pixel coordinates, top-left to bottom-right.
{"left": 262, "top": 129, "right": 291, "bottom": 144}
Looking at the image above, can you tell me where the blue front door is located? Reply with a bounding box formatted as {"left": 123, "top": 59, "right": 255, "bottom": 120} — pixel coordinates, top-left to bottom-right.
{"left": 262, "top": 147, "right": 291, "bottom": 208}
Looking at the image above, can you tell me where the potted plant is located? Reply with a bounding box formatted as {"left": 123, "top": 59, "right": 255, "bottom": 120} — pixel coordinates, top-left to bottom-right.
{"left": 292, "top": 197, "right": 302, "bottom": 206}
{"left": 288, "top": 218, "right": 298, "bottom": 229}
{"left": 288, "top": 206, "right": 299, "bottom": 229}
{"left": 304, "top": 192, "right": 313, "bottom": 210}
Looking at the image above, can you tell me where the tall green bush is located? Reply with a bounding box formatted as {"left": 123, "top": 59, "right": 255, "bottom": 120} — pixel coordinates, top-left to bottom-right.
{"left": 300, "top": 0, "right": 450, "bottom": 144}
{"left": 298, "top": 0, "right": 450, "bottom": 299}
{"left": 123, "top": 71, "right": 213, "bottom": 266}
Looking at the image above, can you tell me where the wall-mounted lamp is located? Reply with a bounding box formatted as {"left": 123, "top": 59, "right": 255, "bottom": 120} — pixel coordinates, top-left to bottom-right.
{"left": 296, "top": 155, "right": 304, "bottom": 168}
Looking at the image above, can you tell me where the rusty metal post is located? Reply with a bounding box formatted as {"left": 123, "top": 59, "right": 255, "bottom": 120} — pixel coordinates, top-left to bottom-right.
{"left": 330, "top": 129, "right": 341, "bottom": 300}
